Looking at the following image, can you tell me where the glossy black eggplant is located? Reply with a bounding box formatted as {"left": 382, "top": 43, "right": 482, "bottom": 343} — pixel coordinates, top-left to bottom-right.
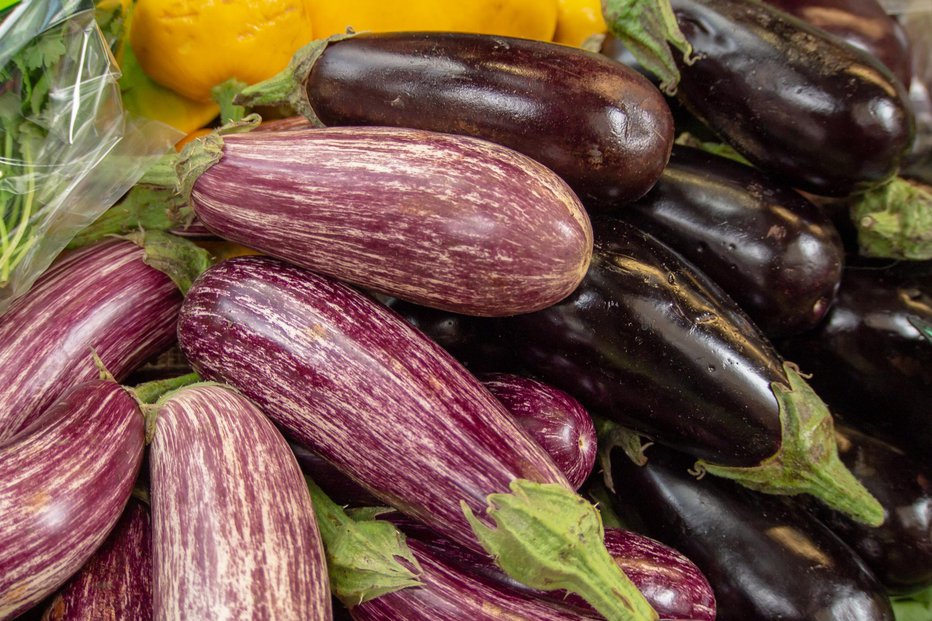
{"left": 763, "top": 0, "right": 912, "bottom": 88}
{"left": 670, "top": 0, "right": 914, "bottom": 196}
{"left": 606, "top": 443, "right": 895, "bottom": 621}
{"left": 776, "top": 264, "right": 932, "bottom": 459}
{"left": 617, "top": 145, "right": 844, "bottom": 337}
{"left": 797, "top": 423, "right": 932, "bottom": 594}
{"left": 498, "top": 217, "right": 882, "bottom": 525}
{"left": 238, "top": 32, "right": 675, "bottom": 209}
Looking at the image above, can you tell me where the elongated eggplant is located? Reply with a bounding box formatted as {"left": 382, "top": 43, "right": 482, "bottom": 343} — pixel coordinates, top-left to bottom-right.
{"left": 150, "top": 384, "right": 330, "bottom": 620}
{"left": 670, "top": 0, "right": 914, "bottom": 196}
{"left": 775, "top": 264, "right": 932, "bottom": 458}
{"left": 498, "top": 217, "right": 881, "bottom": 524}
{"left": 289, "top": 442, "right": 381, "bottom": 507}
{"left": 0, "top": 380, "right": 145, "bottom": 620}
{"left": 173, "top": 124, "right": 591, "bottom": 316}
{"left": 237, "top": 33, "right": 674, "bottom": 209}
{"left": 178, "top": 256, "right": 657, "bottom": 621}
{"left": 762, "top": 0, "right": 913, "bottom": 88}
{"left": 479, "top": 373, "right": 596, "bottom": 490}
{"left": 0, "top": 239, "right": 180, "bottom": 443}
{"left": 42, "top": 499, "right": 151, "bottom": 621}
{"left": 607, "top": 443, "right": 895, "bottom": 621}
{"left": 797, "top": 423, "right": 932, "bottom": 594}
{"left": 617, "top": 145, "right": 844, "bottom": 336}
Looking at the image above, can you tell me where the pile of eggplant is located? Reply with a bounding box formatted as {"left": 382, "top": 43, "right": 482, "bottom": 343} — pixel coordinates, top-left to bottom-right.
{"left": 2, "top": 0, "right": 930, "bottom": 619}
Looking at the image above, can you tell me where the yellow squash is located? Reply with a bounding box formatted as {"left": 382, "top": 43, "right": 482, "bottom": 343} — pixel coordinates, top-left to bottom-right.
{"left": 554, "top": 0, "right": 607, "bottom": 47}
{"left": 309, "top": 0, "right": 558, "bottom": 41}
{"left": 130, "top": 0, "right": 315, "bottom": 102}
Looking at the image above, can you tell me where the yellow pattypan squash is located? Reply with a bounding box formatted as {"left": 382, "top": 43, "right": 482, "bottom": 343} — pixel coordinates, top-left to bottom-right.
{"left": 129, "top": 0, "right": 315, "bottom": 103}
{"left": 309, "top": 0, "right": 558, "bottom": 42}
{"left": 554, "top": 0, "right": 607, "bottom": 47}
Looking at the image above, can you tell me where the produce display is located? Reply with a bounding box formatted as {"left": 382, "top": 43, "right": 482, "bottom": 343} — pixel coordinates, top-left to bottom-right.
{"left": 0, "top": 0, "right": 930, "bottom": 619}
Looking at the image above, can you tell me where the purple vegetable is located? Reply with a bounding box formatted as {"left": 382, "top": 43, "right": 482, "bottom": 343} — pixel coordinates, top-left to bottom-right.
{"left": 0, "top": 239, "right": 181, "bottom": 443}
{"left": 479, "top": 373, "right": 597, "bottom": 490}
{"left": 150, "top": 384, "right": 330, "bottom": 620}
{"left": 0, "top": 380, "right": 145, "bottom": 620}
{"left": 176, "top": 125, "right": 592, "bottom": 316}
{"left": 289, "top": 442, "right": 381, "bottom": 508}
{"left": 42, "top": 499, "right": 151, "bottom": 621}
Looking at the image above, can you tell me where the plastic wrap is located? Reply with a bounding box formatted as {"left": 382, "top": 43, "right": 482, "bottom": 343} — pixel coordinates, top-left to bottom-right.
{"left": 0, "top": 0, "right": 179, "bottom": 313}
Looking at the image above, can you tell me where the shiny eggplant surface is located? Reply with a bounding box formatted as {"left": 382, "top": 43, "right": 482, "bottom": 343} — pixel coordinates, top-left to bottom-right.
{"left": 608, "top": 445, "right": 895, "bottom": 621}
{"left": 618, "top": 145, "right": 844, "bottom": 337}
{"left": 671, "top": 0, "right": 914, "bottom": 196}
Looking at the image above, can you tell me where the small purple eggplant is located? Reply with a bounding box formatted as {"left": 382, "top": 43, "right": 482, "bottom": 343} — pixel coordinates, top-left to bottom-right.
{"left": 0, "top": 380, "right": 145, "bottom": 620}
{"left": 150, "top": 384, "right": 331, "bottom": 620}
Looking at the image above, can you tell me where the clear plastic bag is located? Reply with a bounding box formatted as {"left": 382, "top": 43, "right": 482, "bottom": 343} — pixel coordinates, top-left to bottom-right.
{"left": 0, "top": 0, "right": 180, "bottom": 312}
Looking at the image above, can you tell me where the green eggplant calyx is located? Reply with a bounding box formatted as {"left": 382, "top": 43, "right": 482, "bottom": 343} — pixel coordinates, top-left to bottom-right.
{"left": 851, "top": 176, "right": 932, "bottom": 261}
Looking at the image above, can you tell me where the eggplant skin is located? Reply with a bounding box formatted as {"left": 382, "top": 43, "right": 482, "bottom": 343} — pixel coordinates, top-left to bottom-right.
{"left": 499, "top": 217, "right": 786, "bottom": 467}
{"left": 42, "top": 499, "right": 152, "bottom": 621}
{"left": 307, "top": 32, "right": 674, "bottom": 209}
{"left": 191, "top": 126, "right": 592, "bottom": 317}
{"left": 150, "top": 385, "right": 331, "bottom": 621}
{"left": 608, "top": 444, "right": 895, "bottom": 621}
{"left": 618, "top": 146, "right": 844, "bottom": 337}
{"left": 0, "top": 380, "right": 144, "bottom": 621}
{"left": 797, "top": 424, "right": 932, "bottom": 594}
{"left": 0, "top": 240, "right": 181, "bottom": 443}
{"left": 671, "top": 0, "right": 914, "bottom": 196}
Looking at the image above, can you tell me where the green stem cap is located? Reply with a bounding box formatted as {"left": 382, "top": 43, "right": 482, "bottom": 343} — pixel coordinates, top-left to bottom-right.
{"left": 462, "top": 479, "right": 658, "bottom": 621}
{"left": 851, "top": 176, "right": 932, "bottom": 261}
{"left": 131, "top": 372, "right": 201, "bottom": 405}
{"left": 124, "top": 230, "right": 213, "bottom": 295}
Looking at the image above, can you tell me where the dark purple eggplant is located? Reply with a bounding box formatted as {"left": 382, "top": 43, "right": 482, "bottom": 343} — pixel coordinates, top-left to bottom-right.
{"left": 479, "top": 373, "right": 597, "bottom": 490}
{"left": 617, "top": 145, "right": 844, "bottom": 337}
{"left": 0, "top": 380, "right": 145, "bottom": 620}
{"left": 669, "top": 0, "right": 914, "bottom": 196}
{"left": 175, "top": 124, "right": 592, "bottom": 317}
{"left": 606, "top": 442, "right": 895, "bottom": 621}
{"left": 497, "top": 216, "right": 881, "bottom": 524}
{"left": 0, "top": 239, "right": 181, "bottom": 443}
{"left": 177, "top": 256, "right": 656, "bottom": 621}
{"left": 797, "top": 423, "right": 932, "bottom": 594}
{"left": 237, "top": 32, "right": 674, "bottom": 209}
{"left": 42, "top": 499, "right": 151, "bottom": 621}
{"left": 150, "top": 384, "right": 330, "bottom": 620}
{"left": 775, "top": 264, "right": 931, "bottom": 458}
{"left": 762, "top": 0, "right": 912, "bottom": 88}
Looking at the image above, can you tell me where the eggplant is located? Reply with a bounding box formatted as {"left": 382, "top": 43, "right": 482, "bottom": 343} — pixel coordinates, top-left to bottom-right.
{"left": 762, "top": 0, "right": 913, "bottom": 88}
{"left": 775, "top": 264, "right": 932, "bottom": 458}
{"left": 797, "top": 423, "right": 932, "bottom": 594}
{"left": 617, "top": 145, "right": 844, "bottom": 336}
{"left": 237, "top": 32, "right": 674, "bottom": 209}
{"left": 670, "top": 0, "right": 914, "bottom": 196}
{"left": 289, "top": 442, "right": 381, "bottom": 508}
{"left": 479, "top": 373, "right": 597, "bottom": 490}
{"left": 42, "top": 499, "right": 151, "bottom": 621}
{"left": 0, "top": 239, "right": 181, "bottom": 443}
{"left": 173, "top": 124, "right": 591, "bottom": 317}
{"left": 497, "top": 217, "right": 881, "bottom": 524}
{"left": 606, "top": 443, "right": 895, "bottom": 621}
{"left": 150, "top": 384, "right": 330, "bottom": 620}
{"left": 0, "top": 380, "right": 145, "bottom": 620}
{"left": 178, "top": 256, "right": 657, "bottom": 621}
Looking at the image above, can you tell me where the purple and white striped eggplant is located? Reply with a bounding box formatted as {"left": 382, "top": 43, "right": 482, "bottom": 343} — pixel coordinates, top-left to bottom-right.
{"left": 0, "top": 239, "right": 181, "bottom": 442}
{"left": 176, "top": 124, "right": 593, "bottom": 316}
{"left": 178, "top": 256, "right": 657, "bottom": 621}
{"left": 42, "top": 499, "right": 152, "bottom": 621}
{"left": 150, "top": 384, "right": 330, "bottom": 621}
{"left": 0, "top": 380, "right": 145, "bottom": 621}
{"left": 479, "top": 373, "right": 597, "bottom": 490}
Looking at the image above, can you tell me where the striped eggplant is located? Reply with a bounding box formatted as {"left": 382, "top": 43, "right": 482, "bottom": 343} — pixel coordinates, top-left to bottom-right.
{"left": 171, "top": 123, "right": 592, "bottom": 316}
{"left": 479, "top": 373, "right": 597, "bottom": 490}
{"left": 0, "top": 380, "right": 145, "bottom": 620}
{"left": 178, "top": 256, "right": 657, "bottom": 621}
{"left": 150, "top": 384, "right": 330, "bottom": 621}
{"left": 237, "top": 32, "right": 674, "bottom": 210}
{"left": 42, "top": 499, "right": 152, "bottom": 621}
{"left": 0, "top": 239, "right": 181, "bottom": 443}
